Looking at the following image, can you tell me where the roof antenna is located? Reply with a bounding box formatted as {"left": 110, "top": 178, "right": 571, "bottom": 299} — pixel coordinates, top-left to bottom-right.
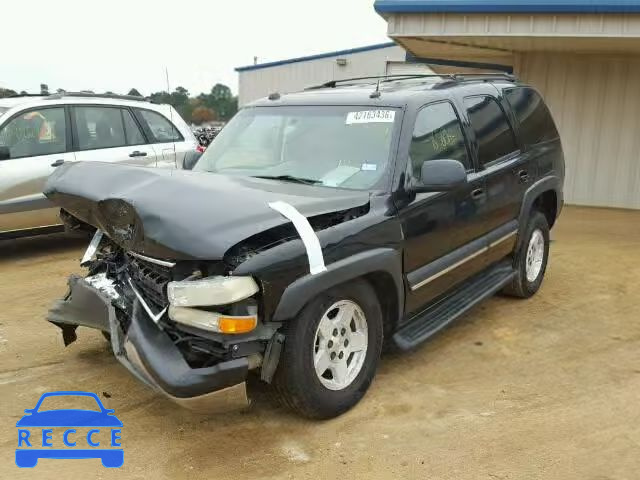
{"left": 165, "top": 67, "right": 178, "bottom": 166}
{"left": 370, "top": 78, "right": 381, "bottom": 99}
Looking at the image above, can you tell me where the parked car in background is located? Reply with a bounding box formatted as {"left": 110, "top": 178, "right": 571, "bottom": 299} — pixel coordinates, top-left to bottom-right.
{"left": 0, "top": 93, "right": 198, "bottom": 239}
{"left": 193, "top": 125, "right": 223, "bottom": 150}
{"left": 44, "top": 73, "right": 564, "bottom": 419}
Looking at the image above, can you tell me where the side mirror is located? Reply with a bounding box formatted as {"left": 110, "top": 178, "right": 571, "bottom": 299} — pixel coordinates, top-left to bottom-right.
{"left": 23, "top": 409, "right": 34, "bottom": 414}
{"left": 0, "top": 146, "right": 10, "bottom": 161}
{"left": 182, "top": 150, "right": 202, "bottom": 170}
{"left": 415, "top": 159, "right": 467, "bottom": 193}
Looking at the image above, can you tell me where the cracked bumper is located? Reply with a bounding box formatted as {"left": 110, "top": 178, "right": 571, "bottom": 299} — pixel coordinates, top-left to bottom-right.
{"left": 47, "top": 276, "right": 250, "bottom": 412}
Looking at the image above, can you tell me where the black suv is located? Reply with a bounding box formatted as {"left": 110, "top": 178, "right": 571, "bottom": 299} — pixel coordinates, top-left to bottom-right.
{"left": 45, "top": 74, "right": 564, "bottom": 419}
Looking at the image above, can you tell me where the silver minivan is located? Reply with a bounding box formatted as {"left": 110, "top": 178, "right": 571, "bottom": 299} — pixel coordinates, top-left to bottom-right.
{"left": 0, "top": 93, "right": 198, "bottom": 238}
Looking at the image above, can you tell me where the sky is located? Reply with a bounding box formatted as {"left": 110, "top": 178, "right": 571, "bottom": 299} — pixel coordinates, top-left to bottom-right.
{"left": 1, "top": 0, "right": 389, "bottom": 97}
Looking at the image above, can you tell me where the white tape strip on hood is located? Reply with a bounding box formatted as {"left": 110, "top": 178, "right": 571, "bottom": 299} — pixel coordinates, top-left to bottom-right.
{"left": 268, "top": 201, "right": 327, "bottom": 275}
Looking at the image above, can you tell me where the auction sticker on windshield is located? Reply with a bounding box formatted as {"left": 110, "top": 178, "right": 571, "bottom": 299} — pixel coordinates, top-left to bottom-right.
{"left": 346, "top": 110, "right": 395, "bottom": 124}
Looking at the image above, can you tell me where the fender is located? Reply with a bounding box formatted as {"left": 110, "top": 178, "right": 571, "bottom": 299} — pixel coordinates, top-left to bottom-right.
{"left": 516, "top": 175, "right": 563, "bottom": 249}
{"left": 271, "top": 248, "right": 404, "bottom": 322}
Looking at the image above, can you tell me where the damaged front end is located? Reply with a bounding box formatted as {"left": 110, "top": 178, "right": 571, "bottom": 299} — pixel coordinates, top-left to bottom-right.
{"left": 43, "top": 161, "right": 379, "bottom": 412}
{"left": 48, "top": 233, "right": 279, "bottom": 412}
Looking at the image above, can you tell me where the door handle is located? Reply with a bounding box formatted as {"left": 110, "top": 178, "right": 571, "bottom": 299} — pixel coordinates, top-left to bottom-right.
{"left": 518, "top": 169, "right": 530, "bottom": 183}
{"left": 129, "top": 150, "right": 147, "bottom": 158}
{"left": 51, "top": 159, "right": 65, "bottom": 167}
{"left": 471, "top": 188, "right": 485, "bottom": 200}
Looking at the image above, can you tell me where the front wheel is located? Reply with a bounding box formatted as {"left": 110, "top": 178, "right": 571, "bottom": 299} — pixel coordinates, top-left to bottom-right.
{"left": 274, "top": 279, "right": 383, "bottom": 419}
{"left": 502, "top": 210, "right": 550, "bottom": 298}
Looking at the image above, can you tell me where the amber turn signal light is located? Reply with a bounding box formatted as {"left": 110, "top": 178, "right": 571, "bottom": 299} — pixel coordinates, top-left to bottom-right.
{"left": 218, "top": 315, "right": 258, "bottom": 334}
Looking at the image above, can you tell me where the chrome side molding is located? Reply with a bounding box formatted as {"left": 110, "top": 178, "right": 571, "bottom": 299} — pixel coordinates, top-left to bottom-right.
{"left": 411, "top": 230, "right": 517, "bottom": 292}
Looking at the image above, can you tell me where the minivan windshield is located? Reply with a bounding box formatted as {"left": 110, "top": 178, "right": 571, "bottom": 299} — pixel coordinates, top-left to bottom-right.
{"left": 194, "top": 106, "right": 399, "bottom": 190}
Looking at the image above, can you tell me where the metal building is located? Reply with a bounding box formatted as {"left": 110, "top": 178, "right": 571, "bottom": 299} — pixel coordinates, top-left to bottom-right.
{"left": 375, "top": 0, "right": 640, "bottom": 209}
{"left": 236, "top": 43, "right": 432, "bottom": 107}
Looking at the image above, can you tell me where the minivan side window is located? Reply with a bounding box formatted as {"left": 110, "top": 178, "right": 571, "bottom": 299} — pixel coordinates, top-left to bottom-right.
{"left": 504, "top": 87, "right": 559, "bottom": 146}
{"left": 135, "top": 109, "right": 183, "bottom": 142}
{"left": 0, "top": 107, "right": 67, "bottom": 159}
{"left": 74, "top": 106, "right": 128, "bottom": 150}
{"left": 410, "top": 101, "right": 470, "bottom": 179}
{"left": 463, "top": 96, "right": 518, "bottom": 167}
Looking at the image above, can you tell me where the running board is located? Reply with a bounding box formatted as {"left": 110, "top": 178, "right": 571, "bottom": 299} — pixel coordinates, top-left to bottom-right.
{"left": 393, "top": 260, "right": 516, "bottom": 351}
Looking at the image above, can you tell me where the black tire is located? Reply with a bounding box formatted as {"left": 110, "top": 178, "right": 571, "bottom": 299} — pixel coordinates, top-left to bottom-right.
{"left": 274, "top": 279, "right": 383, "bottom": 419}
{"left": 502, "top": 210, "right": 550, "bottom": 298}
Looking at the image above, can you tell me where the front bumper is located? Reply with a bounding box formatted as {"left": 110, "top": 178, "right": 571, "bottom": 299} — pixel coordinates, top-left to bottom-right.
{"left": 48, "top": 276, "right": 249, "bottom": 411}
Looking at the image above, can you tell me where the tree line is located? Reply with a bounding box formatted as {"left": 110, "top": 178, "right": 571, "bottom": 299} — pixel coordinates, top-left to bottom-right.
{"left": 0, "top": 83, "right": 238, "bottom": 125}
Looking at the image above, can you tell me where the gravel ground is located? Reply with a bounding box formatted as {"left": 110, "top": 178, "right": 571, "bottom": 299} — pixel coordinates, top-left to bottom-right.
{"left": 1, "top": 205, "right": 639, "bottom": 479}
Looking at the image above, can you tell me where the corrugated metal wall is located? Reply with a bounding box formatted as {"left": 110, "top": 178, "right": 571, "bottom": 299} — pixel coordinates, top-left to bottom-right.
{"left": 518, "top": 53, "right": 640, "bottom": 209}
{"left": 385, "top": 61, "right": 435, "bottom": 75}
{"left": 238, "top": 46, "right": 406, "bottom": 106}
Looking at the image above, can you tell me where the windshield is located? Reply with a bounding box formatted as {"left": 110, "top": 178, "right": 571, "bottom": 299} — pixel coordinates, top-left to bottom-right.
{"left": 36, "top": 394, "right": 102, "bottom": 412}
{"left": 194, "top": 106, "right": 399, "bottom": 190}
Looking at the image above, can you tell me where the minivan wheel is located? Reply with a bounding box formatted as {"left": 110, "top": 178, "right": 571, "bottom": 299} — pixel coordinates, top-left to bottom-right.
{"left": 274, "top": 280, "right": 383, "bottom": 419}
{"left": 502, "top": 211, "right": 550, "bottom": 298}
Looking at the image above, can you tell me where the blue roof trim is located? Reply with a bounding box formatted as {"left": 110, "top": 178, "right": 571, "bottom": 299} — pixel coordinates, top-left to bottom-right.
{"left": 235, "top": 42, "right": 397, "bottom": 72}
{"left": 374, "top": 0, "right": 640, "bottom": 14}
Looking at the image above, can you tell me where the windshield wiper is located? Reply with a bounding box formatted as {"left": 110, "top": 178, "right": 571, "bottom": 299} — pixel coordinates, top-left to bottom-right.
{"left": 252, "top": 175, "right": 322, "bottom": 185}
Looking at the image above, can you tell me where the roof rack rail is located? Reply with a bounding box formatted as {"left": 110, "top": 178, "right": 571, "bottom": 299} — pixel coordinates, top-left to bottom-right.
{"left": 305, "top": 72, "right": 516, "bottom": 91}
{"left": 451, "top": 73, "right": 516, "bottom": 82}
{"left": 305, "top": 74, "right": 453, "bottom": 90}
{"left": 8, "top": 93, "right": 50, "bottom": 98}
{"left": 42, "top": 92, "right": 154, "bottom": 103}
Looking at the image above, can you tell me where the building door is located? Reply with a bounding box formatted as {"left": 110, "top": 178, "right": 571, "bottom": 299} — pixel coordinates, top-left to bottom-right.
{"left": 519, "top": 53, "right": 640, "bottom": 209}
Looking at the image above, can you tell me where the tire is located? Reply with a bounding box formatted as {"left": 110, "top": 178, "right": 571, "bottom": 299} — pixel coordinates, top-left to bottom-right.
{"left": 274, "top": 279, "right": 383, "bottom": 419}
{"left": 102, "top": 331, "right": 111, "bottom": 342}
{"left": 502, "top": 210, "right": 550, "bottom": 298}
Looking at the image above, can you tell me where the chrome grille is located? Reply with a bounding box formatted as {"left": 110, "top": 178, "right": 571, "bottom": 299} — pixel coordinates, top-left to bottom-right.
{"left": 127, "top": 254, "right": 172, "bottom": 309}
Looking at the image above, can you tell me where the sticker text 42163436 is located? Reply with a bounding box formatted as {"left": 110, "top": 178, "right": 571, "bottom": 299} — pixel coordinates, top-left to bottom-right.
{"left": 346, "top": 110, "right": 395, "bottom": 125}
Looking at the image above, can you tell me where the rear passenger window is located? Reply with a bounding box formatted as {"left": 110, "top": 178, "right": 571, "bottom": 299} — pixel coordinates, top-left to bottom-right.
{"left": 504, "top": 87, "right": 559, "bottom": 146}
{"left": 122, "top": 109, "right": 145, "bottom": 146}
{"left": 136, "top": 109, "right": 182, "bottom": 142}
{"left": 464, "top": 96, "right": 518, "bottom": 166}
{"left": 74, "top": 106, "right": 126, "bottom": 150}
{"left": 410, "top": 102, "right": 470, "bottom": 178}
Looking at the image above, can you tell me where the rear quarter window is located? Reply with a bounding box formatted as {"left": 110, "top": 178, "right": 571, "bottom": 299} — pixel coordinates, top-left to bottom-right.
{"left": 135, "top": 109, "right": 183, "bottom": 143}
{"left": 504, "top": 87, "right": 559, "bottom": 147}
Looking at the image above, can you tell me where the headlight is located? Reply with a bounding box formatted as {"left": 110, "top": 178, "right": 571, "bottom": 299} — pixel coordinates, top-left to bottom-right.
{"left": 168, "top": 306, "right": 257, "bottom": 334}
{"left": 167, "top": 276, "right": 259, "bottom": 307}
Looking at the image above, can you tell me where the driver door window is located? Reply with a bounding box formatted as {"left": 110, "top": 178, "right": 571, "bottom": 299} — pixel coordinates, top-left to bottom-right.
{"left": 410, "top": 102, "right": 470, "bottom": 180}
{"left": 0, "top": 107, "right": 67, "bottom": 159}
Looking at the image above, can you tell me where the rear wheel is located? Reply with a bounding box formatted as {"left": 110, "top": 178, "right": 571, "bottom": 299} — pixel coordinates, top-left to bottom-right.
{"left": 274, "top": 279, "right": 383, "bottom": 419}
{"left": 503, "top": 210, "right": 550, "bottom": 298}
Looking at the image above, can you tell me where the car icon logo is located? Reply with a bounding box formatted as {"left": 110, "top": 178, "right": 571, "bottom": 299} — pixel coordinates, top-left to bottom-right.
{"left": 16, "top": 391, "right": 123, "bottom": 468}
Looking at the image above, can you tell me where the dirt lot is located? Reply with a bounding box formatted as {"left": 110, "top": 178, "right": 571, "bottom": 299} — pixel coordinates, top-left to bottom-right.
{"left": 1, "top": 206, "right": 639, "bottom": 479}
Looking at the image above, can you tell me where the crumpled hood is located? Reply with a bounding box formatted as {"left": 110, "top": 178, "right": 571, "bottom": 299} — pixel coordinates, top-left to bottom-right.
{"left": 44, "top": 162, "right": 370, "bottom": 260}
